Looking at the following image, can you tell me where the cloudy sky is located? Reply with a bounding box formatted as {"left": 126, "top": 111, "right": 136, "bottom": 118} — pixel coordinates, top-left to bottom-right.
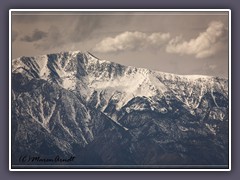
{"left": 11, "top": 11, "right": 229, "bottom": 78}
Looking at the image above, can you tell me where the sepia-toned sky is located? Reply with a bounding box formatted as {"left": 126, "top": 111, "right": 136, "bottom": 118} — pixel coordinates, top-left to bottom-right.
{"left": 11, "top": 11, "right": 229, "bottom": 78}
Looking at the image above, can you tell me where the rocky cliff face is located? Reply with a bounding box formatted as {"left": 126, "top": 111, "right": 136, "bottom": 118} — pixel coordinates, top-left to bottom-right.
{"left": 11, "top": 51, "right": 229, "bottom": 167}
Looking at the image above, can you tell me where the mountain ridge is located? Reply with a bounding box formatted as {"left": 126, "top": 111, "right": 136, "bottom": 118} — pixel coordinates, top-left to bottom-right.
{"left": 13, "top": 50, "right": 225, "bottom": 79}
{"left": 12, "top": 50, "right": 228, "bottom": 116}
{"left": 11, "top": 50, "right": 229, "bottom": 167}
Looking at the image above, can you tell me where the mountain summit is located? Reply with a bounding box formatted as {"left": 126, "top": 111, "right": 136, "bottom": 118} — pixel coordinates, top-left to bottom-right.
{"left": 11, "top": 51, "right": 229, "bottom": 167}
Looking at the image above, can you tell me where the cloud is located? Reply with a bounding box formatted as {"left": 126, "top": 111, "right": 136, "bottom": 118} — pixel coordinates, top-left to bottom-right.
{"left": 31, "top": 15, "right": 132, "bottom": 50}
{"left": 13, "top": 15, "right": 135, "bottom": 52}
{"left": 209, "top": 64, "right": 217, "bottom": 70}
{"left": 33, "top": 16, "right": 109, "bottom": 50}
{"left": 12, "top": 31, "right": 18, "bottom": 42}
{"left": 166, "top": 21, "right": 227, "bottom": 58}
{"left": 93, "top": 31, "right": 170, "bottom": 53}
{"left": 21, "top": 29, "right": 48, "bottom": 42}
{"left": 68, "top": 16, "right": 104, "bottom": 43}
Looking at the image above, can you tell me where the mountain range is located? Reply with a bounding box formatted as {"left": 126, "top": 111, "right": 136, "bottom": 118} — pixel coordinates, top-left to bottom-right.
{"left": 11, "top": 51, "right": 229, "bottom": 168}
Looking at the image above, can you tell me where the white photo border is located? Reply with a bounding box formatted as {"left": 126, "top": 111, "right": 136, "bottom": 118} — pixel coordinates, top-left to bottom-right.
{"left": 9, "top": 9, "right": 231, "bottom": 172}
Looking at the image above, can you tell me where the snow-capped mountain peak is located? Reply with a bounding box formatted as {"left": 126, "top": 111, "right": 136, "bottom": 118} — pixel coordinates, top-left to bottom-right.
{"left": 12, "top": 51, "right": 228, "bottom": 120}
{"left": 11, "top": 50, "right": 229, "bottom": 166}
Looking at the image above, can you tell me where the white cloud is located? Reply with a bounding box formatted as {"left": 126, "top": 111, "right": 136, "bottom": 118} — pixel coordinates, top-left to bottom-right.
{"left": 93, "top": 31, "right": 170, "bottom": 53}
{"left": 166, "top": 21, "right": 227, "bottom": 58}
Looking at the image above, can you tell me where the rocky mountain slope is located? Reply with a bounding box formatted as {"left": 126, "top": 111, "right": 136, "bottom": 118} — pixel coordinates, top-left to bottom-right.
{"left": 11, "top": 51, "right": 229, "bottom": 168}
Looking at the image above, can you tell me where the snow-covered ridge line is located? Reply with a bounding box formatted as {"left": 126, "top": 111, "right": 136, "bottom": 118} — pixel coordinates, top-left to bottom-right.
{"left": 12, "top": 50, "right": 228, "bottom": 123}
{"left": 12, "top": 50, "right": 227, "bottom": 81}
{"left": 11, "top": 50, "right": 228, "bottom": 101}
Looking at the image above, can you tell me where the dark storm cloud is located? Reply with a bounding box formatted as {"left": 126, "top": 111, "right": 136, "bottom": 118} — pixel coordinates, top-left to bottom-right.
{"left": 34, "top": 15, "right": 132, "bottom": 50}
{"left": 34, "top": 26, "right": 64, "bottom": 50}
{"left": 21, "top": 29, "right": 48, "bottom": 42}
